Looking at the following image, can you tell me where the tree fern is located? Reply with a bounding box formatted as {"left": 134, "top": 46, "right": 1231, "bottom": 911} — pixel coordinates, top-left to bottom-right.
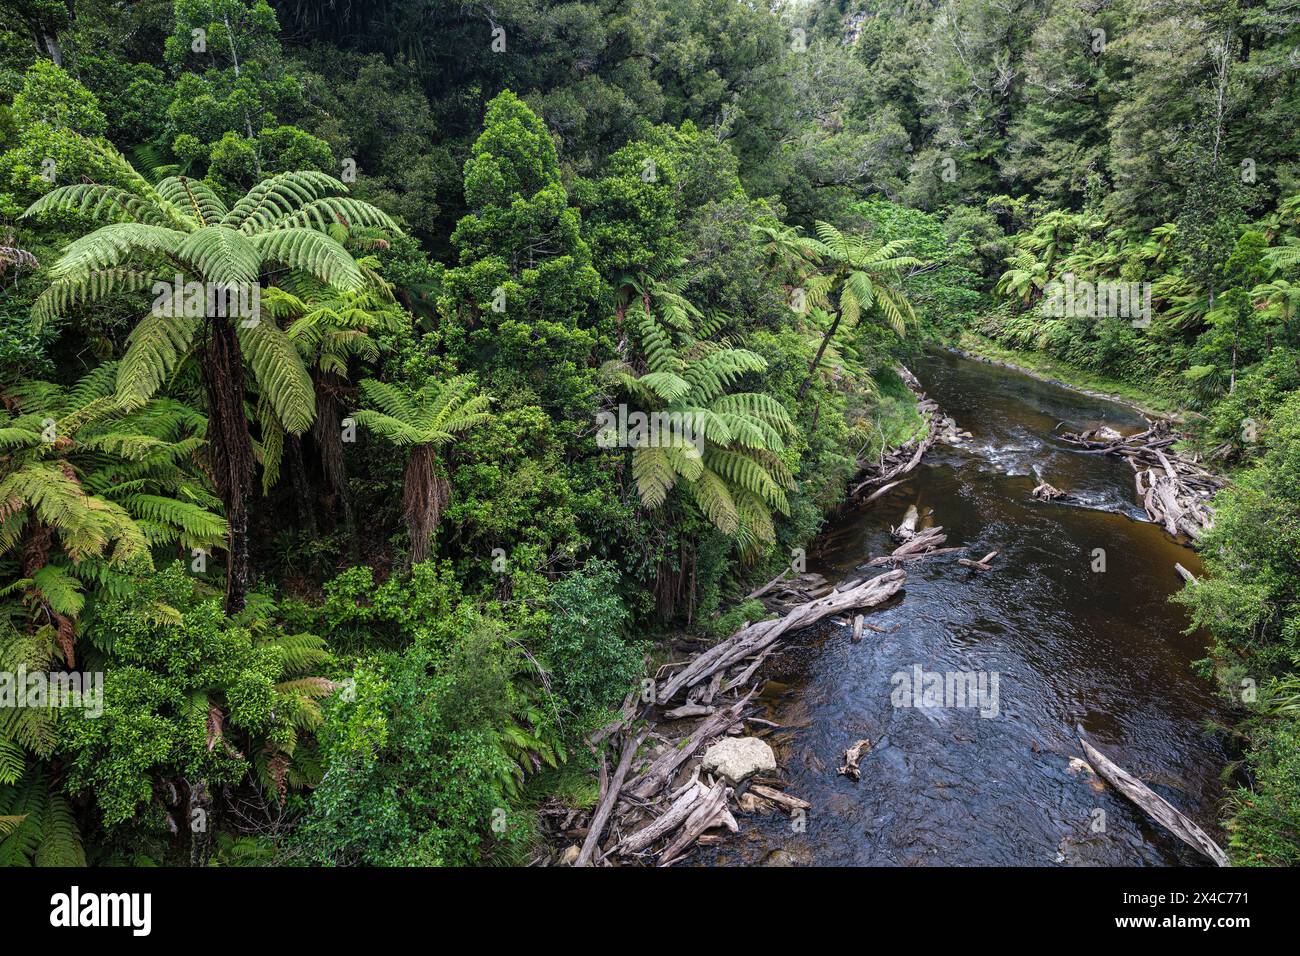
{"left": 352, "top": 376, "right": 493, "bottom": 562}
{"left": 605, "top": 282, "right": 797, "bottom": 548}
{"left": 24, "top": 147, "right": 401, "bottom": 613}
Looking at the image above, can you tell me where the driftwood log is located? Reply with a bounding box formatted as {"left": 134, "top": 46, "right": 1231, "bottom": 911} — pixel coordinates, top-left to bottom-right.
{"left": 656, "top": 570, "right": 906, "bottom": 703}
{"left": 1078, "top": 731, "right": 1228, "bottom": 866}
{"left": 957, "top": 550, "right": 999, "bottom": 572}
{"left": 865, "top": 525, "right": 966, "bottom": 567}
{"left": 1032, "top": 481, "right": 1064, "bottom": 500}
{"left": 576, "top": 728, "right": 646, "bottom": 866}
{"left": 891, "top": 503, "right": 920, "bottom": 540}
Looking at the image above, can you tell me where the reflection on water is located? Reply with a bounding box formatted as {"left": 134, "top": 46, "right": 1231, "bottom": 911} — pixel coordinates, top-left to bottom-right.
{"left": 708, "top": 350, "right": 1226, "bottom": 867}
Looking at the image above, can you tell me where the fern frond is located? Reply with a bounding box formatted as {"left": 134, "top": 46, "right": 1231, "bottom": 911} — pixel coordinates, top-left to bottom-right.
{"left": 236, "top": 319, "right": 317, "bottom": 434}
{"left": 251, "top": 228, "right": 364, "bottom": 289}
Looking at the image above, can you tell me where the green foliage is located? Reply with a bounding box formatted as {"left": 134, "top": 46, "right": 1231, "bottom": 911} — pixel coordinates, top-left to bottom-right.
{"left": 16, "top": 0, "right": 1296, "bottom": 868}
{"left": 545, "top": 560, "right": 643, "bottom": 720}
{"left": 61, "top": 564, "right": 331, "bottom": 826}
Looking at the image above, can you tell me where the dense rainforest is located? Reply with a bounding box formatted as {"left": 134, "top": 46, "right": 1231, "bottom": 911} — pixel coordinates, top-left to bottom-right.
{"left": 0, "top": 0, "right": 1297, "bottom": 868}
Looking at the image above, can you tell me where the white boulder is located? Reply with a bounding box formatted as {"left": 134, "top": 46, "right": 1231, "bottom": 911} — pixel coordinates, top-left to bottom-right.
{"left": 700, "top": 736, "right": 777, "bottom": 784}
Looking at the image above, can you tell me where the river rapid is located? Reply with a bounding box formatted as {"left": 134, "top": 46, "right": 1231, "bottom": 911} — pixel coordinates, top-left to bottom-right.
{"left": 707, "top": 350, "right": 1227, "bottom": 867}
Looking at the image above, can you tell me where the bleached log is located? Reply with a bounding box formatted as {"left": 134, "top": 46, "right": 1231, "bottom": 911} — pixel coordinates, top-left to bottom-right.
{"left": 658, "top": 781, "right": 730, "bottom": 865}
{"left": 748, "top": 784, "right": 811, "bottom": 812}
{"left": 617, "top": 781, "right": 705, "bottom": 855}
{"left": 655, "top": 570, "right": 906, "bottom": 702}
{"left": 577, "top": 728, "right": 645, "bottom": 866}
{"left": 891, "top": 504, "right": 919, "bottom": 541}
{"left": 957, "top": 550, "right": 999, "bottom": 572}
{"left": 1078, "top": 732, "right": 1228, "bottom": 867}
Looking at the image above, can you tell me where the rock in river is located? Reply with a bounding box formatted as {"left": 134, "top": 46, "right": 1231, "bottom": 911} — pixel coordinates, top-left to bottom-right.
{"left": 701, "top": 737, "right": 777, "bottom": 784}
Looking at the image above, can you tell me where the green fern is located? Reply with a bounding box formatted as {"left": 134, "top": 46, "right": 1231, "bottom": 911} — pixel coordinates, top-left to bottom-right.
{"left": 604, "top": 282, "right": 796, "bottom": 550}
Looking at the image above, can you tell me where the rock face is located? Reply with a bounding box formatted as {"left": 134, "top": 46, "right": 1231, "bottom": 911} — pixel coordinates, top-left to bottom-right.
{"left": 700, "top": 737, "right": 776, "bottom": 784}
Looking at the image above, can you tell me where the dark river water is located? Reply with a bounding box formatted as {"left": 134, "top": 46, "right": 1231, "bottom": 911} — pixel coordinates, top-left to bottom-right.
{"left": 708, "top": 350, "right": 1227, "bottom": 867}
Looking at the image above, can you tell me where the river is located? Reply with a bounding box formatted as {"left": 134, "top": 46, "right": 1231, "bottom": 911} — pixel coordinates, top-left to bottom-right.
{"left": 707, "top": 349, "right": 1228, "bottom": 867}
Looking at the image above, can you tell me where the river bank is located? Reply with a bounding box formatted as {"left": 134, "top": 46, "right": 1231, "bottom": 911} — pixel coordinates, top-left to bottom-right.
{"left": 947, "top": 332, "right": 1186, "bottom": 422}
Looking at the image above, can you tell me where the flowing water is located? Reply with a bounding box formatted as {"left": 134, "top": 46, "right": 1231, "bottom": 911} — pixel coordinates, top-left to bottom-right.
{"left": 709, "top": 350, "right": 1227, "bottom": 867}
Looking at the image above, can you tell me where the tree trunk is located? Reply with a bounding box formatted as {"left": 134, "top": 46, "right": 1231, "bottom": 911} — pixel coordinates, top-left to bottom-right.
{"left": 313, "top": 372, "right": 358, "bottom": 557}
{"left": 202, "top": 318, "right": 255, "bottom": 614}
{"left": 287, "top": 434, "right": 317, "bottom": 536}
{"left": 403, "top": 444, "right": 447, "bottom": 566}
{"left": 797, "top": 311, "right": 843, "bottom": 399}
{"left": 187, "top": 778, "right": 213, "bottom": 867}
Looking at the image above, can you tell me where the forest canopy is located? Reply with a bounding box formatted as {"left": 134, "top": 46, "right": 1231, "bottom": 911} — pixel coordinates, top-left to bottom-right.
{"left": 1, "top": 0, "right": 1298, "bottom": 867}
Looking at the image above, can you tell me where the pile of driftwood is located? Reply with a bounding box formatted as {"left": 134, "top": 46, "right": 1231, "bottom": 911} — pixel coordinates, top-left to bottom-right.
{"left": 1059, "top": 420, "right": 1224, "bottom": 539}
{"left": 553, "top": 569, "right": 906, "bottom": 866}
{"left": 866, "top": 511, "right": 968, "bottom": 567}
{"left": 850, "top": 366, "right": 966, "bottom": 501}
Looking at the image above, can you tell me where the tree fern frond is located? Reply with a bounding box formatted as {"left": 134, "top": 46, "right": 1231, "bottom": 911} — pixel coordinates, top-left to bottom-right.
{"left": 175, "top": 226, "right": 261, "bottom": 286}
{"left": 116, "top": 310, "right": 201, "bottom": 406}
{"left": 632, "top": 446, "right": 676, "bottom": 508}
{"left": 49, "top": 223, "right": 186, "bottom": 280}
{"left": 686, "top": 467, "right": 739, "bottom": 534}
{"left": 251, "top": 229, "right": 364, "bottom": 289}
{"left": 23, "top": 184, "right": 171, "bottom": 227}
{"left": 273, "top": 197, "right": 401, "bottom": 234}
{"left": 32, "top": 270, "right": 167, "bottom": 330}
{"left": 236, "top": 319, "right": 316, "bottom": 434}
{"left": 155, "top": 176, "right": 229, "bottom": 226}
{"left": 223, "top": 171, "right": 348, "bottom": 232}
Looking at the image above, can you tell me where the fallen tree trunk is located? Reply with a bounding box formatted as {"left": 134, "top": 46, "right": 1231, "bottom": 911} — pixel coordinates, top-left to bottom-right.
{"left": 656, "top": 570, "right": 906, "bottom": 703}
{"left": 1078, "top": 732, "right": 1228, "bottom": 867}
{"left": 576, "top": 727, "right": 645, "bottom": 866}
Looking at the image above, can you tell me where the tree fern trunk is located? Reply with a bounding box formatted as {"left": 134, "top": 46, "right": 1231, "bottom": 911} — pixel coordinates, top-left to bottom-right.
{"left": 313, "top": 373, "right": 358, "bottom": 557}
{"left": 187, "top": 778, "right": 212, "bottom": 867}
{"left": 798, "top": 311, "right": 843, "bottom": 399}
{"left": 202, "top": 318, "right": 255, "bottom": 614}
{"left": 403, "top": 444, "right": 447, "bottom": 566}
{"left": 287, "top": 435, "right": 317, "bottom": 536}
